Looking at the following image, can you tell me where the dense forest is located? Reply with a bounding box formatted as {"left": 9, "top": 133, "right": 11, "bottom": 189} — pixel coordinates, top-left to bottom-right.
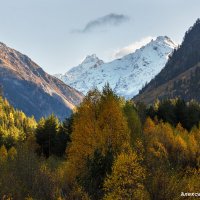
{"left": 1, "top": 85, "right": 200, "bottom": 199}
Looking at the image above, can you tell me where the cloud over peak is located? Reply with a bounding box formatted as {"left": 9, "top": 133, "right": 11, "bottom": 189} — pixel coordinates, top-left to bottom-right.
{"left": 111, "top": 36, "right": 155, "bottom": 59}
{"left": 75, "top": 13, "right": 130, "bottom": 33}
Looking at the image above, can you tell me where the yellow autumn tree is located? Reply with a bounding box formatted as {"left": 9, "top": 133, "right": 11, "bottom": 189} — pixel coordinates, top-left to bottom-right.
{"left": 155, "top": 122, "right": 174, "bottom": 150}
{"left": 67, "top": 89, "right": 102, "bottom": 174}
{"left": 7, "top": 146, "right": 17, "bottom": 161}
{"left": 0, "top": 145, "right": 8, "bottom": 163}
{"left": 147, "top": 140, "right": 169, "bottom": 170}
{"left": 173, "top": 135, "right": 188, "bottom": 166}
{"left": 67, "top": 85, "right": 130, "bottom": 176}
{"left": 98, "top": 85, "right": 130, "bottom": 153}
{"left": 103, "top": 148, "right": 149, "bottom": 200}
{"left": 187, "top": 134, "right": 198, "bottom": 165}
{"left": 143, "top": 117, "right": 156, "bottom": 139}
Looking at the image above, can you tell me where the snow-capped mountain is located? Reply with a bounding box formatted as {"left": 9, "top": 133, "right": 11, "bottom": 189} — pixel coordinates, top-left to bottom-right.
{"left": 55, "top": 36, "right": 177, "bottom": 99}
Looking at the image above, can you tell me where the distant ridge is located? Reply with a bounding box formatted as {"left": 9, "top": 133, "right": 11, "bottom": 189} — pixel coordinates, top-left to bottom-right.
{"left": 0, "top": 42, "right": 83, "bottom": 120}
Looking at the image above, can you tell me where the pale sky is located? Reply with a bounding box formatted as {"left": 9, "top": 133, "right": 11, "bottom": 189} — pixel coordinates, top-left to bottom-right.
{"left": 0, "top": 0, "right": 199, "bottom": 74}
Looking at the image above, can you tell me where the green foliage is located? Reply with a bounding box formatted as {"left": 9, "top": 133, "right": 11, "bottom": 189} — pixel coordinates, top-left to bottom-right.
{"left": 124, "top": 101, "right": 142, "bottom": 146}
{"left": 0, "top": 143, "right": 65, "bottom": 200}
{"left": 0, "top": 96, "right": 36, "bottom": 149}
{"left": 80, "top": 148, "right": 114, "bottom": 200}
{"left": 147, "top": 98, "right": 200, "bottom": 131}
{"left": 35, "top": 115, "right": 71, "bottom": 157}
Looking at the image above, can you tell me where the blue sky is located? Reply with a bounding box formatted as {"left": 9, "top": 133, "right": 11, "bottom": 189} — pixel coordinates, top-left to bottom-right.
{"left": 0, "top": 0, "right": 199, "bottom": 74}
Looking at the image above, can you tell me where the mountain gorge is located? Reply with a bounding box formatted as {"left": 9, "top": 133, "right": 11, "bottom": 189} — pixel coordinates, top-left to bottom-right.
{"left": 0, "top": 42, "right": 83, "bottom": 120}
{"left": 134, "top": 19, "right": 200, "bottom": 104}
{"left": 55, "top": 36, "right": 177, "bottom": 99}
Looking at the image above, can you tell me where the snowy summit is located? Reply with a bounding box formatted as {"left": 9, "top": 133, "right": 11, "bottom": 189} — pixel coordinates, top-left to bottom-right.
{"left": 55, "top": 36, "right": 177, "bottom": 99}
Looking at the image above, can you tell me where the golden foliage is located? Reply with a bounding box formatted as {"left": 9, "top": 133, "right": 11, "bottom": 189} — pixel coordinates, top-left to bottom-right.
{"left": 67, "top": 89, "right": 130, "bottom": 176}
{"left": 0, "top": 145, "right": 7, "bottom": 163}
{"left": 143, "top": 117, "right": 156, "bottom": 137}
{"left": 103, "top": 149, "right": 149, "bottom": 200}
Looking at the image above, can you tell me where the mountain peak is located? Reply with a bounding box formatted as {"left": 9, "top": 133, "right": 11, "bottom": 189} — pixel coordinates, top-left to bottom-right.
{"left": 57, "top": 36, "right": 176, "bottom": 99}
{"left": 153, "top": 36, "right": 177, "bottom": 48}
{"left": 156, "top": 36, "right": 170, "bottom": 41}
{"left": 81, "top": 54, "right": 104, "bottom": 65}
{"left": 134, "top": 19, "right": 200, "bottom": 104}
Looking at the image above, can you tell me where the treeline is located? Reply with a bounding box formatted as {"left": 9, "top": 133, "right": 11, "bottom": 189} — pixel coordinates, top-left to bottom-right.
{"left": 146, "top": 98, "right": 200, "bottom": 131}
{"left": 0, "top": 86, "right": 200, "bottom": 199}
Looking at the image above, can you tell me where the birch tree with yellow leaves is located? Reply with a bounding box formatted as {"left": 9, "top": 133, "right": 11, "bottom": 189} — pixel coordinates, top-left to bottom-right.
{"left": 67, "top": 85, "right": 131, "bottom": 176}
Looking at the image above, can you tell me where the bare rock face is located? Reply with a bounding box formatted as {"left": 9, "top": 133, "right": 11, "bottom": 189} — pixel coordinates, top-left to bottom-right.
{"left": 0, "top": 42, "right": 83, "bottom": 120}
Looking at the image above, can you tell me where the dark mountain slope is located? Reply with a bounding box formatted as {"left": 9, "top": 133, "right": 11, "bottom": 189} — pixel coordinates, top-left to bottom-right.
{"left": 0, "top": 42, "right": 83, "bottom": 120}
{"left": 134, "top": 19, "right": 200, "bottom": 104}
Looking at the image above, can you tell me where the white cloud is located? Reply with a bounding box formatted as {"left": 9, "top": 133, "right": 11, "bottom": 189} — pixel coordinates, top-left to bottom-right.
{"left": 111, "top": 36, "right": 155, "bottom": 59}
